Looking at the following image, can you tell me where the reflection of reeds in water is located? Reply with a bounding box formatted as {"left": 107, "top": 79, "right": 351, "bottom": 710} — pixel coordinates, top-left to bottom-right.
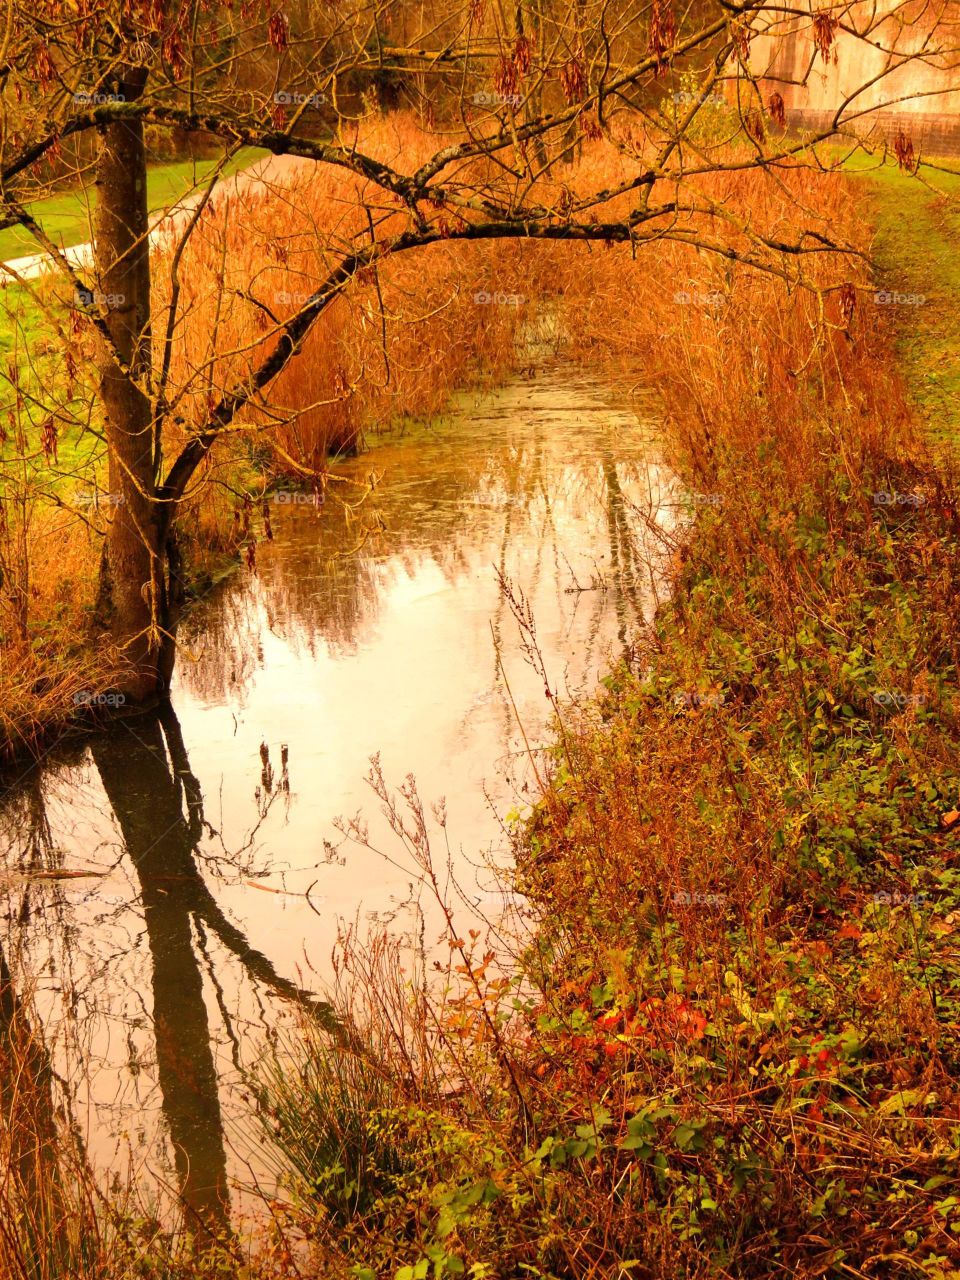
{"left": 175, "top": 369, "right": 671, "bottom": 708}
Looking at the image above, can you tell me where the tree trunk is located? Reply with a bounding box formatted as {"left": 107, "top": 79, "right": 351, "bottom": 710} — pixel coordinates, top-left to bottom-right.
{"left": 92, "top": 89, "right": 171, "bottom": 702}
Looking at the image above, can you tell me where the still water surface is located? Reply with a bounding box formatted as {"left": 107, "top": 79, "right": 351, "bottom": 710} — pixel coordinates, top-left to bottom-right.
{"left": 0, "top": 364, "right": 675, "bottom": 1231}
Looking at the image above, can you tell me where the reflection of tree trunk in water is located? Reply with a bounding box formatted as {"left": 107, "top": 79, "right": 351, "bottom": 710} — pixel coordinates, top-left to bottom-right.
{"left": 91, "top": 716, "right": 233, "bottom": 1247}
{"left": 89, "top": 705, "right": 335, "bottom": 1247}
{"left": 0, "top": 940, "right": 70, "bottom": 1270}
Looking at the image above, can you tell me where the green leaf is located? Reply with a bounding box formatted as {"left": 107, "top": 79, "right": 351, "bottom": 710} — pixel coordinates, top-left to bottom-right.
{"left": 674, "top": 1124, "right": 698, "bottom": 1151}
{"left": 877, "top": 1088, "right": 936, "bottom": 1116}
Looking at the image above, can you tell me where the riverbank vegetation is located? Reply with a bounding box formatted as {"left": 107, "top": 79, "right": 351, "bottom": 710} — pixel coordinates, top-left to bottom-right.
{"left": 246, "top": 155, "right": 960, "bottom": 1278}
{"left": 3, "top": 0, "right": 960, "bottom": 1271}
{"left": 5, "top": 128, "right": 960, "bottom": 1280}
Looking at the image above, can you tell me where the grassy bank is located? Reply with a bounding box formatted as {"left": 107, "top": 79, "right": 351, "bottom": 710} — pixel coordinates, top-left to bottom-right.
{"left": 846, "top": 154, "right": 960, "bottom": 446}
{"left": 253, "top": 158, "right": 960, "bottom": 1279}
{"left": 0, "top": 148, "right": 266, "bottom": 263}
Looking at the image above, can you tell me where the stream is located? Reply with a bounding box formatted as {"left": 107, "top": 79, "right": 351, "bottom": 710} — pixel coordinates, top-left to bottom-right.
{"left": 0, "top": 362, "right": 676, "bottom": 1233}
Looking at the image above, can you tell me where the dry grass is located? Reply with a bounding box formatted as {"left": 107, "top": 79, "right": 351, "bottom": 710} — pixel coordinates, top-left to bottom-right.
{"left": 0, "top": 500, "right": 122, "bottom": 764}
{"left": 155, "top": 116, "right": 531, "bottom": 490}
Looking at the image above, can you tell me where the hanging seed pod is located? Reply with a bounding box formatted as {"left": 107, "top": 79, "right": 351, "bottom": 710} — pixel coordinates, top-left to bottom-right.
{"left": 731, "top": 24, "right": 750, "bottom": 60}
{"left": 513, "top": 35, "right": 532, "bottom": 76}
{"left": 40, "top": 417, "right": 59, "bottom": 463}
{"left": 838, "top": 282, "right": 856, "bottom": 327}
{"left": 812, "top": 12, "right": 838, "bottom": 63}
{"left": 744, "top": 107, "right": 765, "bottom": 143}
{"left": 893, "top": 128, "right": 916, "bottom": 171}
{"left": 262, "top": 498, "right": 274, "bottom": 540}
{"left": 163, "top": 29, "right": 185, "bottom": 79}
{"left": 559, "top": 57, "right": 586, "bottom": 104}
{"left": 649, "top": 0, "right": 677, "bottom": 74}
{"left": 494, "top": 55, "right": 519, "bottom": 99}
{"left": 32, "top": 43, "right": 55, "bottom": 91}
{"left": 268, "top": 10, "right": 289, "bottom": 53}
{"left": 768, "top": 91, "right": 786, "bottom": 129}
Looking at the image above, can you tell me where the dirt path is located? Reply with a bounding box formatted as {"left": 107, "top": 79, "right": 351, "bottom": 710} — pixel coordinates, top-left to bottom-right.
{"left": 0, "top": 152, "right": 308, "bottom": 285}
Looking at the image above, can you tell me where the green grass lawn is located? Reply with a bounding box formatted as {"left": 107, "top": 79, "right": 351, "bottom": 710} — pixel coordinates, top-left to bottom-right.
{"left": 840, "top": 149, "right": 960, "bottom": 446}
{"left": 0, "top": 278, "right": 105, "bottom": 489}
{"left": 0, "top": 147, "right": 269, "bottom": 490}
{"left": 0, "top": 147, "right": 266, "bottom": 262}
